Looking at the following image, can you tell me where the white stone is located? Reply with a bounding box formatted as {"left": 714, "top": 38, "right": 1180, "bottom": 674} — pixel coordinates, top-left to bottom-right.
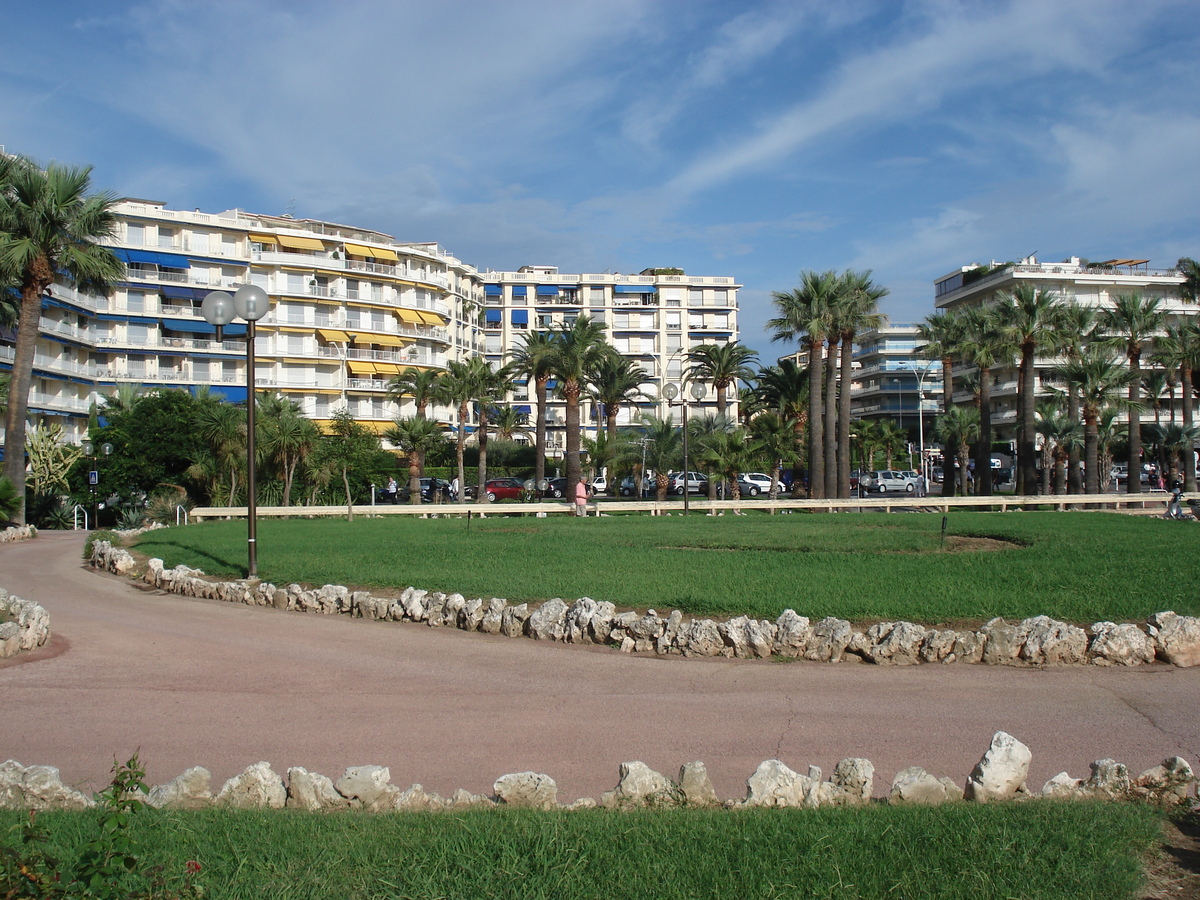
{"left": 215, "top": 761, "right": 286, "bottom": 809}
{"left": 678, "top": 761, "right": 721, "bottom": 808}
{"left": 335, "top": 765, "right": 394, "bottom": 809}
{"left": 1148, "top": 611, "right": 1200, "bottom": 667}
{"left": 0, "top": 760, "right": 93, "bottom": 810}
{"left": 493, "top": 772, "right": 558, "bottom": 809}
{"left": 742, "top": 759, "right": 820, "bottom": 808}
{"left": 890, "top": 767, "right": 963, "bottom": 805}
{"left": 147, "top": 766, "right": 213, "bottom": 809}
{"left": 964, "top": 732, "right": 1032, "bottom": 802}
{"left": 286, "top": 767, "right": 349, "bottom": 810}
{"left": 599, "top": 761, "right": 680, "bottom": 809}
{"left": 1089, "top": 622, "right": 1155, "bottom": 666}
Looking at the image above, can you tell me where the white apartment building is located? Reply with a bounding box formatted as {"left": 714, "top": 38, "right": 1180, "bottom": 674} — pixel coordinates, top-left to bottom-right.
{"left": 2, "top": 202, "right": 740, "bottom": 456}
{"left": 851, "top": 324, "right": 943, "bottom": 427}
{"left": 932, "top": 255, "right": 1191, "bottom": 436}
{"left": 482, "top": 266, "right": 741, "bottom": 453}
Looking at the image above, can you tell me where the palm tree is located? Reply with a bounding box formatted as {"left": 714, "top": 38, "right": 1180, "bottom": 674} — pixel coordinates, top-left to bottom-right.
{"left": 0, "top": 158, "right": 125, "bottom": 523}
{"left": 918, "top": 308, "right": 968, "bottom": 497}
{"left": 193, "top": 402, "right": 246, "bottom": 506}
{"left": 834, "top": 270, "right": 887, "bottom": 497}
{"left": 386, "top": 416, "right": 448, "bottom": 504}
{"left": 385, "top": 367, "right": 442, "bottom": 420}
{"left": 695, "top": 427, "right": 759, "bottom": 503}
{"left": 934, "top": 407, "right": 980, "bottom": 497}
{"left": 1035, "top": 400, "right": 1080, "bottom": 495}
{"left": 587, "top": 349, "right": 649, "bottom": 445}
{"left": 637, "top": 413, "right": 683, "bottom": 501}
{"left": 749, "top": 412, "right": 799, "bottom": 501}
{"left": 876, "top": 419, "right": 906, "bottom": 470}
{"left": 439, "top": 358, "right": 484, "bottom": 498}
{"left": 507, "top": 331, "right": 557, "bottom": 488}
{"left": 685, "top": 342, "right": 758, "bottom": 417}
{"left": 997, "top": 284, "right": 1062, "bottom": 495}
{"left": 547, "top": 316, "right": 608, "bottom": 490}
{"left": 1055, "top": 348, "right": 1135, "bottom": 493}
{"left": 470, "top": 359, "right": 515, "bottom": 504}
{"left": 768, "top": 270, "right": 838, "bottom": 498}
{"left": 1159, "top": 318, "right": 1200, "bottom": 490}
{"left": 1056, "top": 302, "right": 1098, "bottom": 494}
{"left": 736, "top": 385, "right": 765, "bottom": 427}
{"left": 1177, "top": 257, "right": 1200, "bottom": 306}
{"left": 490, "top": 406, "right": 528, "bottom": 442}
{"left": 689, "top": 411, "right": 736, "bottom": 501}
{"left": 1101, "top": 293, "right": 1164, "bottom": 494}
{"left": 756, "top": 360, "right": 808, "bottom": 495}
{"left": 257, "top": 394, "right": 319, "bottom": 508}
{"left": 959, "top": 305, "right": 1010, "bottom": 496}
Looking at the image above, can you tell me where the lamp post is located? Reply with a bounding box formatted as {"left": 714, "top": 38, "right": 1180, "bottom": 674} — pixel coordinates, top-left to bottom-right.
{"left": 81, "top": 440, "right": 112, "bottom": 528}
{"left": 202, "top": 284, "right": 270, "bottom": 578}
{"left": 662, "top": 381, "right": 708, "bottom": 514}
{"left": 899, "top": 360, "right": 937, "bottom": 482}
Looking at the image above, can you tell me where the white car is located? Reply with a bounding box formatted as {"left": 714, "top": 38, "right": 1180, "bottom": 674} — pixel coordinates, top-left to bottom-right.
{"left": 736, "top": 472, "right": 774, "bottom": 496}
{"left": 865, "top": 470, "right": 918, "bottom": 493}
{"left": 590, "top": 475, "right": 608, "bottom": 494}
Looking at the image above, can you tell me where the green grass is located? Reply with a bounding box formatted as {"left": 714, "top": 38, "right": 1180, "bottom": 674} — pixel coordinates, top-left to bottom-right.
{"left": 132, "top": 511, "right": 1198, "bottom": 624}
{"left": 2, "top": 802, "right": 1165, "bottom": 900}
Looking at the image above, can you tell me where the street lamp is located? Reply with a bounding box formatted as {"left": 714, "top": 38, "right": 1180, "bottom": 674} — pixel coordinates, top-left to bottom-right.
{"left": 81, "top": 440, "right": 112, "bottom": 528}
{"left": 202, "top": 284, "right": 270, "bottom": 578}
{"left": 662, "top": 380, "right": 707, "bottom": 514}
{"left": 899, "top": 360, "right": 937, "bottom": 482}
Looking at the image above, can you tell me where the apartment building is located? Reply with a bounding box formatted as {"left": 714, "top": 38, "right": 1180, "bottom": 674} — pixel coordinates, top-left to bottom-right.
{"left": 851, "top": 324, "right": 943, "bottom": 426}
{"left": 932, "top": 255, "right": 1191, "bottom": 435}
{"left": 3, "top": 201, "right": 740, "bottom": 456}
{"left": 482, "top": 266, "right": 741, "bottom": 453}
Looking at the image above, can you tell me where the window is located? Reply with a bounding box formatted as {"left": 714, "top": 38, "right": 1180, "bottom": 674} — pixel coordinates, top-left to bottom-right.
{"left": 126, "top": 223, "right": 144, "bottom": 246}
{"left": 287, "top": 335, "right": 306, "bottom": 354}
{"left": 287, "top": 273, "right": 306, "bottom": 294}
{"left": 666, "top": 311, "right": 681, "bottom": 330}
{"left": 126, "top": 291, "right": 145, "bottom": 313}
{"left": 485, "top": 335, "right": 502, "bottom": 353}
{"left": 190, "top": 232, "right": 210, "bottom": 254}
{"left": 346, "top": 279, "right": 359, "bottom": 300}
{"left": 250, "top": 272, "right": 269, "bottom": 290}
{"left": 689, "top": 288, "right": 704, "bottom": 304}
{"left": 589, "top": 287, "right": 606, "bottom": 302}
{"left": 221, "top": 234, "right": 237, "bottom": 256}
{"left": 712, "top": 289, "right": 727, "bottom": 304}
{"left": 157, "top": 227, "right": 176, "bottom": 250}
{"left": 371, "top": 283, "right": 382, "bottom": 302}
{"left": 127, "top": 323, "right": 148, "bottom": 342}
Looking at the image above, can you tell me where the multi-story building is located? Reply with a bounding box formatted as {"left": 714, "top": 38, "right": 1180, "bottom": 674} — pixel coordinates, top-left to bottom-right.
{"left": 932, "top": 255, "right": 1191, "bottom": 437}
{"left": 850, "top": 324, "right": 943, "bottom": 427}
{"left": 2, "top": 201, "right": 740, "bottom": 457}
{"left": 481, "top": 266, "right": 741, "bottom": 453}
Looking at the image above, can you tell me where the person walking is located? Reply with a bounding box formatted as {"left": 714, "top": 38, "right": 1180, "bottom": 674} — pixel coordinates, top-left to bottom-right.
{"left": 574, "top": 477, "right": 590, "bottom": 517}
{"left": 916, "top": 473, "right": 927, "bottom": 498}
{"left": 450, "top": 476, "right": 460, "bottom": 502}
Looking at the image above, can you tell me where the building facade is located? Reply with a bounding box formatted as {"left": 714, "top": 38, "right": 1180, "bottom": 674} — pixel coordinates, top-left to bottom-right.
{"left": 850, "top": 324, "right": 943, "bottom": 426}
{"left": 2, "top": 201, "right": 740, "bottom": 455}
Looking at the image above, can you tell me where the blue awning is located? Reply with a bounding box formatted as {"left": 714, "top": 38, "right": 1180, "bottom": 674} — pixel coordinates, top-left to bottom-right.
{"left": 511, "top": 310, "right": 529, "bottom": 324}
{"left": 160, "top": 285, "right": 206, "bottom": 301}
{"left": 511, "top": 286, "right": 527, "bottom": 297}
{"left": 536, "top": 285, "right": 559, "bottom": 296}
{"left": 484, "top": 284, "right": 502, "bottom": 296}
{"left": 162, "top": 318, "right": 246, "bottom": 336}
{"left": 98, "top": 314, "right": 158, "bottom": 325}
{"left": 208, "top": 385, "right": 248, "bottom": 404}
{"left": 485, "top": 309, "right": 502, "bottom": 323}
{"left": 115, "top": 249, "right": 191, "bottom": 269}
{"left": 515, "top": 405, "right": 531, "bottom": 414}
{"left": 614, "top": 284, "right": 656, "bottom": 293}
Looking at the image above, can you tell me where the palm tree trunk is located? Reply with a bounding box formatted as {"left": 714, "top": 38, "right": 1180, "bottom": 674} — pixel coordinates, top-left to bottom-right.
{"left": 2, "top": 287, "right": 44, "bottom": 525}
{"left": 1084, "top": 413, "right": 1099, "bottom": 494}
{"left": 1067, "top": 385, "right": 1082, "bottom": 494}
{"left": 534, "top": 377, "right": 548, "bottom": 489}
{"left": 1054, "top": 454, "right": 1066, "bottom": 495}
{"left": 476, "top": 409, "right": 489, "bottom": 504}
{"left": 976, "top": 367, "right": 993, "bottom": 496}
{"left": 1019, "top": 343, "right": 1037, "bottom": 495}
{"left": 837, "top": 333, "right": 854, "bottom": 499}
{"left": 941, "top": 357, "right": 955, "bottom": 498}
{"left": 456, "top": 402, "right": 468, "bottom": 500}
{"left": 1127, "top": 353, "right": 1142, "bottom": 494}
{"left": 807, "top": 338, "right": 824, "bottom": 499}
{"left": 823, "top": 336, "right": 838, "bottom": 498}
{"left": 1183, "top": 366, "right": 1196, "bottom": 491}
{"left": 407, "top": 451, "right": 421, "bottom": 505}
{"left": 564, "top": 380, "right": 582, "bottom": 489}
{"left": 715, "top": 381, "right": 728, "bottom": 417}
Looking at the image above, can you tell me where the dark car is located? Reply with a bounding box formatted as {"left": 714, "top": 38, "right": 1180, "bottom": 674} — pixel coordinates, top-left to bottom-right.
{"left": 541, "top": 477, "right": 568, "bottom": 498}
{"left": 481, "top": 477, "right": 526, "bottom": 501}
{"left": 395, "top": 477, "right": 452, "bottom": 503}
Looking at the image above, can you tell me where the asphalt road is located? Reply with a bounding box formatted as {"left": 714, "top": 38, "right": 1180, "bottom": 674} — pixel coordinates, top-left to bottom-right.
{"left": 2, "top": 530, "right": 1197, "bottom": 803}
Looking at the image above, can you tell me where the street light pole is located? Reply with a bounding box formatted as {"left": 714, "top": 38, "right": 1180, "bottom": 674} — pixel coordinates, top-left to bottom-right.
{"left": 662, "top": 381, "right": 707, "bottom": 514}
{"left": 202, "top": 284, "right": 270, "bottom": 578}
{"left": 900, "top": 361, "right": 937, "bottom": 482}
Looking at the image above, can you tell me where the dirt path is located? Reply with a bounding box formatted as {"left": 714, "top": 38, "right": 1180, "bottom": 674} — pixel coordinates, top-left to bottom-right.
{"left": 2, "top": 531, "right": 1198, "bottom": 804}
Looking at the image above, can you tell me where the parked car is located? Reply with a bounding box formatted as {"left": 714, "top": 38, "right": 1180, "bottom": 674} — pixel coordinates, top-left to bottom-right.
{"left": 480, "top": 477, "right": 526, "bottom": 501}
{"left": 865, "top": 470, "right": 918, "bottom": 493}
{"left": 736, "top": 472, "right": 774, "bottom": 497}
{"left": 395, "top": 476, "right": 452, "bottom": 503}
{"left": 619, "top": 475, "right": 653, "bottom": 497}
{"left": 591, "top": 475, "right": 608, "bottom": 494}
{"left": 540, "top": 477, "right": 568, "bottom": 498}
{"left": 668, "top": 471, "right": 708, "bottom": 495}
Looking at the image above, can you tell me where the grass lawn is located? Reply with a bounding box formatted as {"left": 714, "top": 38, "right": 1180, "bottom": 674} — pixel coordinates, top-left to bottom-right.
{"left": 132, "top": 511, "right": 1198, "bottom": 625}
{"left": 2, "top": 802, "right": 1167, "bottom": 900}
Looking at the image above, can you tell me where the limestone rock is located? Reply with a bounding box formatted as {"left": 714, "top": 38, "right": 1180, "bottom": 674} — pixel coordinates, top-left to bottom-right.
{"left": 774, "top": 610, "right": 811, "bottom": 656}
{"left": 979, "top": 618, "right": 1023, "bottom": 665}
{"left": 1148, "top": 611, "right": 1200, "bottom": 667}
{"left": 720, "top": 616, "right": 777, "bottom": 659}
{"left": 742, "top": 759, "right": 821, "bottom": 808}
{"left": 528, "top": 599, "right": 568, "bottom": 641}
{"left": 400, "top": 587, "right": 430, "bottom": 622}
{"left": 336, "top": 765, "right": 394, "bottom": 810}
{"left": 1089, "top": 622, "right": 1155, "bottom": 666}
{"left": 448, "top": 788, "right": 494, "bottom": 809}
{"left": 565, "top": 797, "right": 598, "bottom": 810}
{"left": 1040, "top": 772, "right": 1085, "bottom": 799}
{"left": 286, "top": 767, "right": 350, "bottom": 811}
{"left": 804, "top": 617, "right": 853, "bottom": 663}
{"left": 1019, "top": 616, "right": 1088, "bottom": 666}
{"left": 1084, "top": 758, "right": 1130, "bottom": 798}
{"left": 865, "top": 622, "right": 927, "bottom": 665}
{"left": 395, "top": 784, "right": 446, "bottom": 811}
{"left": 890, "top": 767, "right": 963, "bottom": 805}
{"left": 1132, "top": 757, "right": 1195, "bottom": 805}
{"left": 500, "top": 603, "right": 531, "bottom": 637}
{"left": 953, "top": 630, "right": 985, "bottom": 664}
{"left": 0, "top": 760, "right": 94, "bottom": 809}
{"left": 459, "top": 598, "right": 487, "bottom": 631}
{"left": 920, "top": 629, "right": 959, "bottom": 663}
{"left": 147, "top": 766, "right": 213, "bottom": 809}
{"left": 678, "top": 761, "right": 721, "bottom": 808}
{"left": 316, "top": 584, "right": 349, "bottom": 614}
{"left": 215, "top": 762, "right": 286, "bottom": 809}
{"left": 964, "top": 732, "right": 1031, "bottom": 802}
{"left": 600, "top": 761, "right": 681, "bottom": 809}
{"left": 493, "top": 772, "right": 558, "bottom": 809}
{"left": 676, "top": 618, "right": 724, "bottom": 657}
{"left": 479, "top": 598, "right": 507, "bottom": 634}
{"left": 821, "top": 757, "right": 874, "bottom": 807}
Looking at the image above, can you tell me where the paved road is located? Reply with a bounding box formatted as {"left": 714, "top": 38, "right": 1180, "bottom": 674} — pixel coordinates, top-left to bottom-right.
{"left": 2, "top": 531, "right": 1197, "bottom": 803}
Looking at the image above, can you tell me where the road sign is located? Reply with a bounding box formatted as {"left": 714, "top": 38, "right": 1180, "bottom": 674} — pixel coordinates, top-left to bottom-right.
{"left": 88, "top": 470, "right": 99, "bottom": 486}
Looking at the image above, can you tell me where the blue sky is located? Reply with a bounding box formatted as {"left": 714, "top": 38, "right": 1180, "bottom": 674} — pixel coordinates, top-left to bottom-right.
{"left": 3, "top": 0, "right": 1198, "bottom": 359}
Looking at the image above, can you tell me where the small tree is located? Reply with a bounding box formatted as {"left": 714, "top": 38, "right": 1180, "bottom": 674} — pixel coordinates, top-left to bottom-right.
{"left": 316, "top": 408, "right": 380, "bottom": 521}
{"left": 386, "top": 417, "right": 449, "bottom": 504}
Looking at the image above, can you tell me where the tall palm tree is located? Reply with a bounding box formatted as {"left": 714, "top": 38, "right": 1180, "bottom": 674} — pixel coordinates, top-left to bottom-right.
{"left": 959, "top": 305, "right": 1010, "bottom": 496}
{"left": 918, "top": 308, "right": 968, "bottom": 497}
{"left": 386, "top": 416, "right": 448, "bottom": 504}
{"left": 1035, "top": 400, "right": 1080, "bottom": 495}
{"left": 507, "top": 330, "right": 557, "bottom": 488}
{"left": 689, "top": 411, "right": 736, "bottom": 502}
{"left": 749, "top": 412, "right": 799, "bottom": 501}
{"left": 685, "top": 342, "right": 758, "bottom": 417}
{"left": 0, "top": 158, "right": 124, "bottom": 523}
{"left": 386, "top": 368, "right": 442, "bottom": 420}
{"left": 587, "top": 348, "right": 649, "bottom": 445}
{"left": 1056, "top": 302, "right": 1098, "bottom": 494}
{"left": 1055, "top": 348, "right": 1135, "bottom": 493}
{"left": 934, "top": 407, "right": 980, "bottom": 497}
{"left": 997, "top": 284, "right": 1062, "bottom": 495}
{"left": 756, "top": 360, "right": 808, "bottom": 496}
{"left": 471, "top": 359, "right": 515, "bottom": 504}
{"left": 490, "top": 406, "right": 528, "bottom": 442}
{"left": 695, "top": 427, "right": 759, "bottom": 503}
{"left": 768, "top": 270, "right": 838, "bottom": 498}
{"left": 1101, "top": 293, "right": 1164, "bottom": 494}
{"left": 547, "top": 316, "right": 608, "bottom": 490}
{"left": 439, "top": 358, "right": 484, "bottom": 498}
{"left": 1159, "top": 318, "right": 1200, "bottom": 490}
{"left": 834, "top": 270, "right": 887, "bottom": 498}
{"left": 637, "top": 413, "right": 683, "bottom": 501}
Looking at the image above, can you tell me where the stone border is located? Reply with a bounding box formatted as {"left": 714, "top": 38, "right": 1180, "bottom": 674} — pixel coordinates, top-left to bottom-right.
{"left": 0, "top": 588, "right": 50, "bottom": 659}
{"left": 1, "top": 732, "right": 1194, "bottom": 812}
{"left": 0, "top": 525, "right": 37, "bottom": 543}
{"left": 89, "top": 541, "right": 1200, "bottom": 668}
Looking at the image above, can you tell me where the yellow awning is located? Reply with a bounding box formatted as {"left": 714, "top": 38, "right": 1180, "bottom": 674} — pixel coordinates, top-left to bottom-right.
{"left": 277, "top": 234, "right": 326, "bottom": 252}
{"left": 393, "top": 308, "right": 422, "bottom": 325}
{"left": 249, "top": 233, "right": 277, "bottom": 244}
{"left": 363, "top": 333, "right": 410, "bottom": 347}
{"left": 318, "top": 329, "right": 349, "bottom": 342}
{"left": 343, "top": 243, "right": 376, "bottom": 258}
{"left": 372, "top": 246, "right": 399, "bottom": 261}
{"left": 373, "top": 361, "right": 402, "bottom": 376}
{"left": 416, "top": 310, "right": 444, "bottom": 326}
{"left": 347, "top": 360, "right": 376, "bottom": 376}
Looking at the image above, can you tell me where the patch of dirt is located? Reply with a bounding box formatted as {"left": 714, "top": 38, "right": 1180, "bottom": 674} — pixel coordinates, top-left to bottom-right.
{"left": 942, "top": 535, "right": 1020, "bottom": 552}
{"left": 1139, "top": 809, "right": 1200, "bottom": 899}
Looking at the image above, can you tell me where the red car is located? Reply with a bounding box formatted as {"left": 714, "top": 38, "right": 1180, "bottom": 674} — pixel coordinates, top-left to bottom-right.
{"left": 481, "top": 477, "right": 526, "bottom": 501}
